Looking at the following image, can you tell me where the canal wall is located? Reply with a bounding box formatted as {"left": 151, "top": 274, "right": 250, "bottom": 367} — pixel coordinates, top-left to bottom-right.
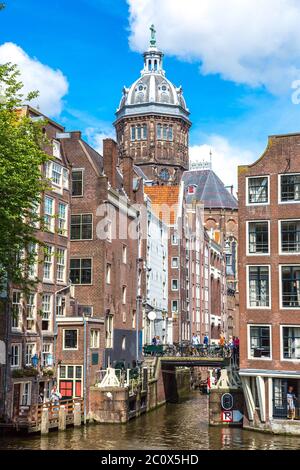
{"left": 89, "top": 363, "right": 191, "bottom": 424}
{"left": 209, "top": 388, "right": 244, "bottom": 427}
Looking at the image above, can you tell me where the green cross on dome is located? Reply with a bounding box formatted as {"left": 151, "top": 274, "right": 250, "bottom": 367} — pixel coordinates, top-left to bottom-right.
{"left": 150, "top": 24, "right": 156, "bottom": 47}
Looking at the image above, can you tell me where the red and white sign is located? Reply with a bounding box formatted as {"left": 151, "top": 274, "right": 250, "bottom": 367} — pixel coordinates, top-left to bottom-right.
{"left": 221, "top": 411, "right": 233, "bottom": 423}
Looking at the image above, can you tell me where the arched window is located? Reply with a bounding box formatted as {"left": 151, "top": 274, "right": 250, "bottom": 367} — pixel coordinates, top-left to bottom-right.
{"left": 168, "top": 126, "right": 173, "bottom": 141}
{"left": 131, "top": 126, "right": 136, "bottom": 141}
{"left": 154, "top": 60, "right": 158, "bottom": 71}
{"left": 157, "top": 124, "right": 162, "bottom": 140}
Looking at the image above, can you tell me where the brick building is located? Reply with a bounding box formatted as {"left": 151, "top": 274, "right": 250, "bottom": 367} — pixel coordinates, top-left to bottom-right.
{"left": 239, "top": 133, "right": 300, "bottom": 432}
{"left": 0, "top": 106, "right": 72, "bottom": 423}
{"left": 56, "top": 135, "right": 143, "bottom": 407}
{"left": 183, "top": 167, "right": 239, "bottom": 341}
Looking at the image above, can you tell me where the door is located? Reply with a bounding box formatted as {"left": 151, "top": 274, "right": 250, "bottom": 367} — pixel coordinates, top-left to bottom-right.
{"left": 273, "top": 379, "right": 288, "bottom": 419}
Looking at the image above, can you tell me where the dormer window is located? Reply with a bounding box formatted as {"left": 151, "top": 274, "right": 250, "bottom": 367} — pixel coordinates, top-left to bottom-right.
{"left": 138, "top": 85, "right": 144, "bottom": 91}
{"left": 53, "top": 140, "right": 61, "bottom": 159}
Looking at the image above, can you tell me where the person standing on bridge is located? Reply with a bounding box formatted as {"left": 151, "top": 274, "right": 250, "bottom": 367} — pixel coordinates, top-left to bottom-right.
{"left": 192, "top": 333, "right": 200, "bottom": 346}
{"left": 203, "top": 333, "right": 209, "bottom": 347}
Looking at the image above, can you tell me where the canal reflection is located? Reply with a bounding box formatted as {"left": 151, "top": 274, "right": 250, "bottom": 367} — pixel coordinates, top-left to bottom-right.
{"left": 1, "top": 393, "right": 299, "bottom": 450}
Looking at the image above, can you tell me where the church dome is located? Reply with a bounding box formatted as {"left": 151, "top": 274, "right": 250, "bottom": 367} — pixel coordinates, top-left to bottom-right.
{"left": 116, "top": 26, "right": 190, "bottom": 124}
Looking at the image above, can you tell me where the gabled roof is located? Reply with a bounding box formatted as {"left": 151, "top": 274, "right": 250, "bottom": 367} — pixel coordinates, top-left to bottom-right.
{"left": 182, "top": 170, "right": 238, "bottom": 210}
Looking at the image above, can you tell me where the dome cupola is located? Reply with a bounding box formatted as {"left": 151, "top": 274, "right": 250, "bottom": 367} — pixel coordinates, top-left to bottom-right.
{"left": 116, "top": 25, "right": 190, "bottom": 124}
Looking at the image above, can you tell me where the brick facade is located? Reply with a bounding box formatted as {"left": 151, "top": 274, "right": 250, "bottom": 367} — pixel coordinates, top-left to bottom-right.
{"left": 239, "top": 133, "right": 300, "bottom": 430}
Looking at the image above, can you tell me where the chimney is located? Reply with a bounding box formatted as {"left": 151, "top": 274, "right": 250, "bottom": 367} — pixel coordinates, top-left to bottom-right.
{"left": 103, "top": 139, "right": 118, "bottom": 188}
{"left": 71, "top": 131, "right": 82, "bottom": 140}
{"left": 122, "top": 154, "right": 134, "bottom": 200}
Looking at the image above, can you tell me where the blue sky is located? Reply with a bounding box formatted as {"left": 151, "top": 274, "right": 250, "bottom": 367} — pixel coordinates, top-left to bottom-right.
{"left": 1, "top": 0, "right": 300, "bottom": 187}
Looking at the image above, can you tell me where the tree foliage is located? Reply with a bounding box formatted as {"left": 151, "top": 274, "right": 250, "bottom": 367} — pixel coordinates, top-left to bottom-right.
{"left": 0, "top": 63, "right": 50, "bottom": 291}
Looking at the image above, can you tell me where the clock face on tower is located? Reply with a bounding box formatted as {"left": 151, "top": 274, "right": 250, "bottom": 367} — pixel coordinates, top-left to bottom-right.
{"left": 159, "top": 168, "right": 170, "bottom": 181}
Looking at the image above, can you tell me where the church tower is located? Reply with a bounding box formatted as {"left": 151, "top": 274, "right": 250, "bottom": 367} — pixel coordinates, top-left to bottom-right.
{"left": 114, "top": 26, "right": 191, "bottom": 185}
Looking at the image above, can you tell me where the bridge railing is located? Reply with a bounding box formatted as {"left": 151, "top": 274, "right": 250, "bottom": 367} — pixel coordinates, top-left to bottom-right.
{"left": 143, "top": 343, "right": 233, "bottom": 359}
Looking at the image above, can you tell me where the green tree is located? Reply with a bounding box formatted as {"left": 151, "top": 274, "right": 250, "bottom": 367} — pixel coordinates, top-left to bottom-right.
{"left": 0, "top": 63, "right": 50, "bottom": 291}
{"left": 0, "top": 4, "right": 5, "bottom": 11}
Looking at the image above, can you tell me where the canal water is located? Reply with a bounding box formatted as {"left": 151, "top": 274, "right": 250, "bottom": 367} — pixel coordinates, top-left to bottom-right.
{"left": 1, "top": 393, "right": 299, "bottom": 450}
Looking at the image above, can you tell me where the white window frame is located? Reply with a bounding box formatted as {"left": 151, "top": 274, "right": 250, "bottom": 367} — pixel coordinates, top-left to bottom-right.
{"left": 90, "top": 330, "right": 100, "bottom": 349}
{"left": 11, "top": 343, "right": 21, "bottom": 368}
{"left": 12, "top": 291, "right": 22, "bottom": 331}
{"left": 172, "top": 300, "right": 178, "bottom": 313}
{"left": 171, "top": 279, "right": 179, "bottom": 292}
{"left": 280, "top": 325, "right": 300, "bottom": 362}
{"left": 63, "top": 168, "right": 69, "bottom": 190}
{"left": 122, "top": 245, "right": 127, "bottom": 264}
{"left": 42, "top": 293, "right": 53, "bottom": 331}
{"left": 53, "top": 139, "right": 61, "bottom": 159}
{"left": 171, "top": 257, "right": 179, "bottom": 268}
{"left": 56, "top": 247, "right": 66, "bottom": 283}
{"left": 122, "top": 286, "right": 127, "bottom": 304}
{"left": 20, "top": 382, "right": 32, "bottom": 406}
{"left": 247, "top": 324, "right": 272, "bottom": 361}
{"left": 279, "top": 264, "right": 300, "bottom": 310}
{"left": 28, "top": 243, "right": 38, "bottom": 280}
{"left": 246, "top": 265, "right": 271, "bottom": 310}
{"left": 42, "top": 343, "right": 53, "bottom": 368}
{"left": 105, "top": 315, "right": 114, "bottom": 349}
{"left": 246, "top": 220, "right": 270, "bottom": 257}
{"left": 278, "top": 173, "right": 300, "bottom": 205}
{"left": 63, "top": 329, "right": 79, "bottom": 351}
{"left": 246, "top": 175, "right": 270, "bottom": 207}
{"left": 26, "top": 293, "right": 36, "bottom": 332}
{"left": 171, "top": 233, "right": 178, "bottom": 245}
{"left": 44, "top": 196, "right": 55, "bottom": 232}
{"left": 58, "top": 202, "right": 68, "bottom": 237}
{"left": 278, "top": 219, "right": 300, "bottom": 255}
{"left": 106, "top": 263, "right": 111, "bottom": 285}
{"left": 56, "top": 295, "right": 66, "bottom": 317}
{"left": 25, "top": 343, "right": 36, "bottom": 367}
{"left": 43, "top": 245, "right": 54, "bottom": 283}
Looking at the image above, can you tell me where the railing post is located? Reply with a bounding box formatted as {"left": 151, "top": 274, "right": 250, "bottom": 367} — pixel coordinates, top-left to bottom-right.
{"left": 58, "top": 405, "right": 66, "bottom": 431}
{"left": 41, "top": 406, "right": 49, "bottom": 435}
{"left": 74, "top": 401, "right": 82, "bottom": 427}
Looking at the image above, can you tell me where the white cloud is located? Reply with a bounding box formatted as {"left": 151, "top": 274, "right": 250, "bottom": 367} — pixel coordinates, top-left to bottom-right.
{"left": 189, "top": 135, "right": 255, "bottom": 191}
{"left": 127, "top": 0, "right": 300, "bottom": 94}
{"left": 85, "top": 126, "right": 115, "bottom": 154}
{"left": 0, "top": 42, "right": 68, "bottom": 116}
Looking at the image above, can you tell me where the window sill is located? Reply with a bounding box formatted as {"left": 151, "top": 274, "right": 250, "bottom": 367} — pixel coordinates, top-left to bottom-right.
{"left": 248, "top": 357, "right": 273, "bottom": 361}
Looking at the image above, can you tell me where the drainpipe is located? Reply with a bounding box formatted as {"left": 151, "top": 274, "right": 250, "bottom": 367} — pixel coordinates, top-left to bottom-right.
{"left": 3, "top": 280, "right": 10, "bottom": 422}
{"left": 136, "top": 211, "right": 141, "bottom": 364}
{"left": 83, "top": 315, "right": 87, "bottom": 424}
